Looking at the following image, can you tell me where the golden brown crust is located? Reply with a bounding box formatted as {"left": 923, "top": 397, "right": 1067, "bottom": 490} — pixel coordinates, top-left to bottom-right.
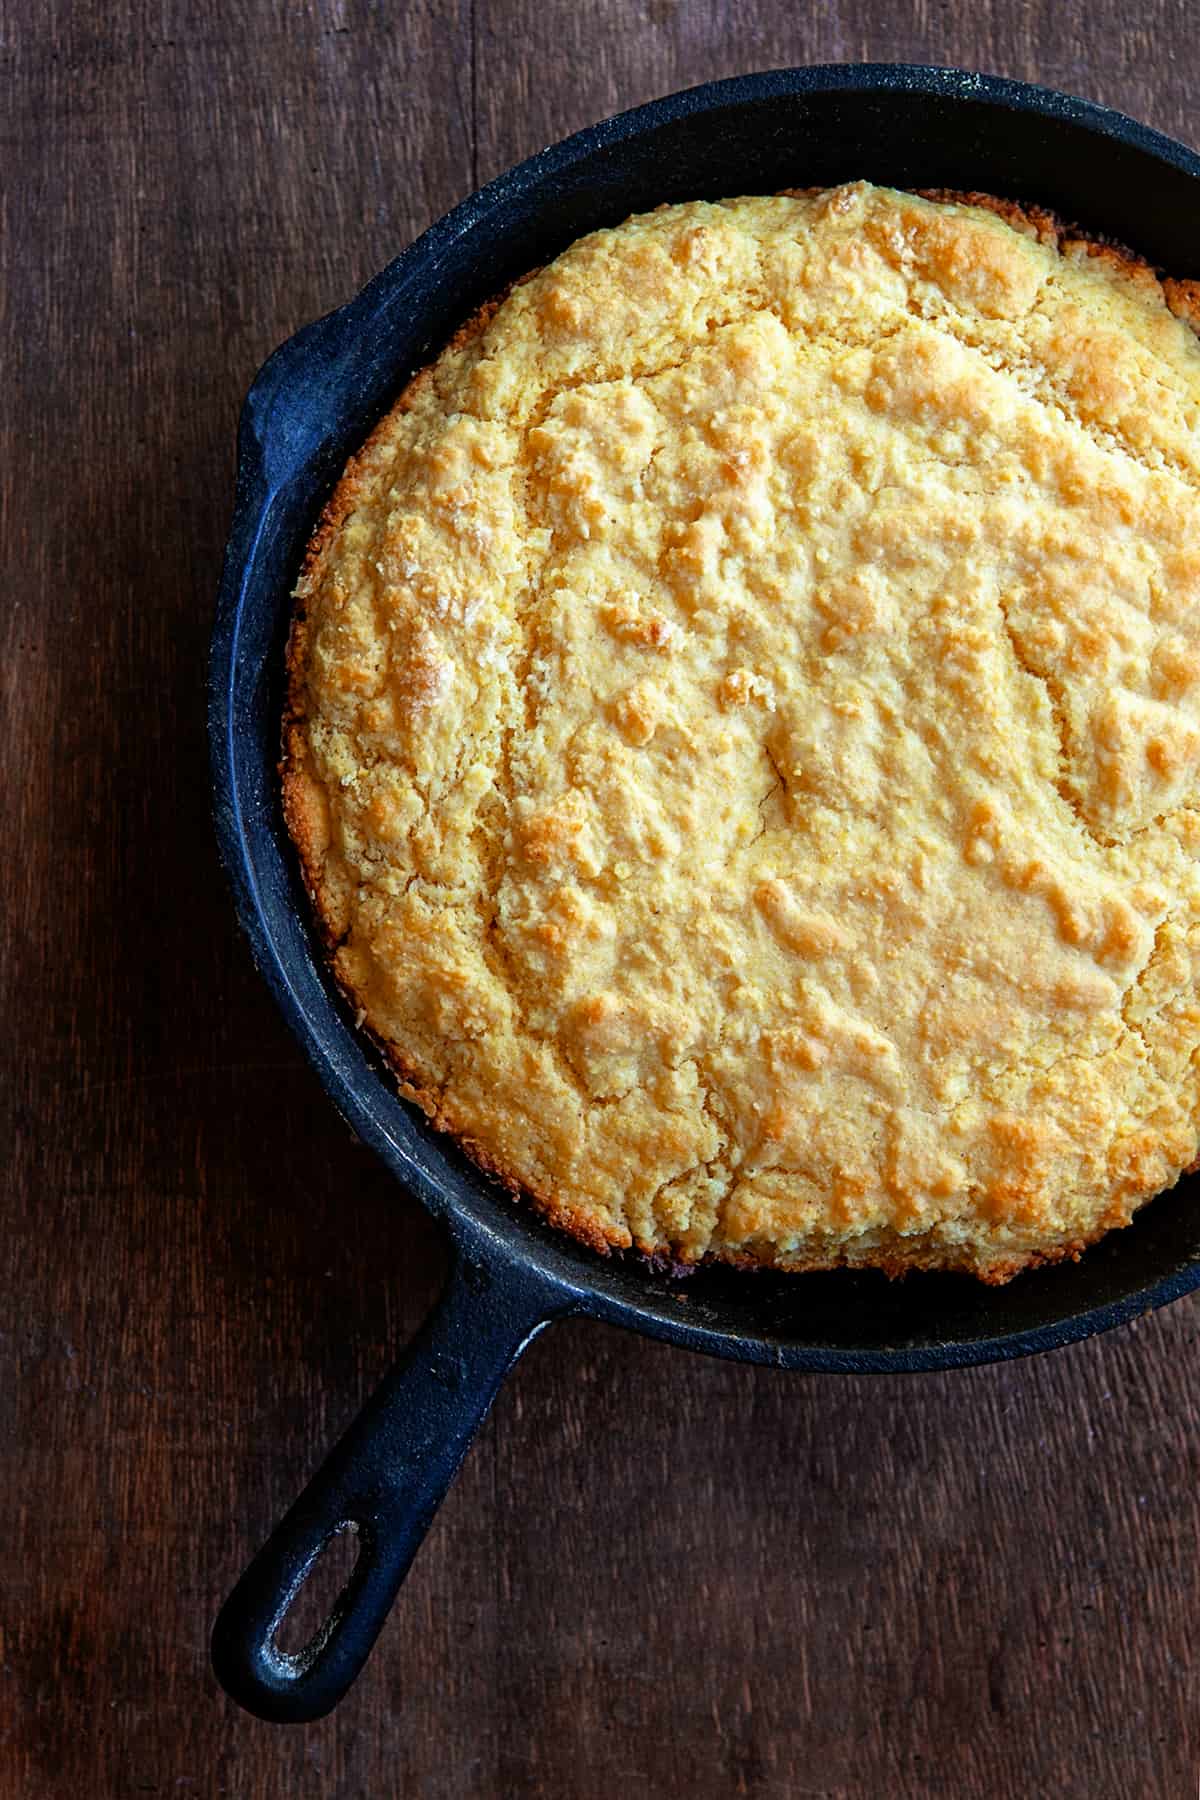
{"left": 282, "top": 293, "right": 514, "bottom": 946}
{"left": 282, "top": 184, "right": 1200, "bottom": 1282}
{"left": 920, "top": 187, "right": 1184, "bottom": 301}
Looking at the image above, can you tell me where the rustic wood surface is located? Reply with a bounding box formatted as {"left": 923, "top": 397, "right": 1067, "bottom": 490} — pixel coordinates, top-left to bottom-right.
{"left": 4, "top": 2, "right": 1199, "bottom": 1794}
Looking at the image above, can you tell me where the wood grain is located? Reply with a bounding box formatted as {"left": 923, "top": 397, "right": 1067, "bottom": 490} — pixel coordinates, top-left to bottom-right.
{"left": 2, "top": 2, "right": 1199, "bottom": 1795}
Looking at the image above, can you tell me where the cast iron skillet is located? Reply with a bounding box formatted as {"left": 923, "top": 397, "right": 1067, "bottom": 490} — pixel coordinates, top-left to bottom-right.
{"left": 208, "top": 64, "right": 1200, "bottom": 1722}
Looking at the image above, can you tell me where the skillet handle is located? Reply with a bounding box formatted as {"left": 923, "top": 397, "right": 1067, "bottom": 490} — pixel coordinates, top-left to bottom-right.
{"left": 211, "top": 1252, "right": 562, "bottom": 1722}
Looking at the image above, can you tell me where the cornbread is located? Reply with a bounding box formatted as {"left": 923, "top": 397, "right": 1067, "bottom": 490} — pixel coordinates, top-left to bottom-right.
{"left": 283, "top": 182, "right": 1200, "bottom": 1281}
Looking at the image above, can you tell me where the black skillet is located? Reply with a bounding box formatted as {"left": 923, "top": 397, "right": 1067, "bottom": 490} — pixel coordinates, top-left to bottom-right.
{"left": 208, "top": 64, "right": 1200, "bottom": 1722}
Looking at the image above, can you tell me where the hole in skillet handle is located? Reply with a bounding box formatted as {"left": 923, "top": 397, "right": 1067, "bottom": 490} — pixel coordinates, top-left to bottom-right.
{"left": 211, "top": 1253, "right": 567, "bottom": 1723}
{"left": 273, "top": 1520, "right": 363, "bottom": 1660}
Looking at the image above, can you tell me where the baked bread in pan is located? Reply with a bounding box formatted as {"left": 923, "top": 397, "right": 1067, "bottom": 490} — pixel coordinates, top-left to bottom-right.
{"left": 283, "top": 182, "right": 1200, "bottom": 1281}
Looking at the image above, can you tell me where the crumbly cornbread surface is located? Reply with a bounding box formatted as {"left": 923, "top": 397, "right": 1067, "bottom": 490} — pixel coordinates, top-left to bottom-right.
{"left": 284, "top": 182, "right": 1200, "bottom": 1280}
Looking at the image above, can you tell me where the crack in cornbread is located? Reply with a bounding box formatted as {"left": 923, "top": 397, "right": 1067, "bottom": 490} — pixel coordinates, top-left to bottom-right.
{"left": 283, "top": 182, "right": 1200, "bottom": 1281}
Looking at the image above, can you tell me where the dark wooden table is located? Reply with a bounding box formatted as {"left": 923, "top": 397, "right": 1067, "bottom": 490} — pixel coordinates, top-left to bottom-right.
{"left": 5, "top": 3, "right": 1200, "bottom": 1794}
